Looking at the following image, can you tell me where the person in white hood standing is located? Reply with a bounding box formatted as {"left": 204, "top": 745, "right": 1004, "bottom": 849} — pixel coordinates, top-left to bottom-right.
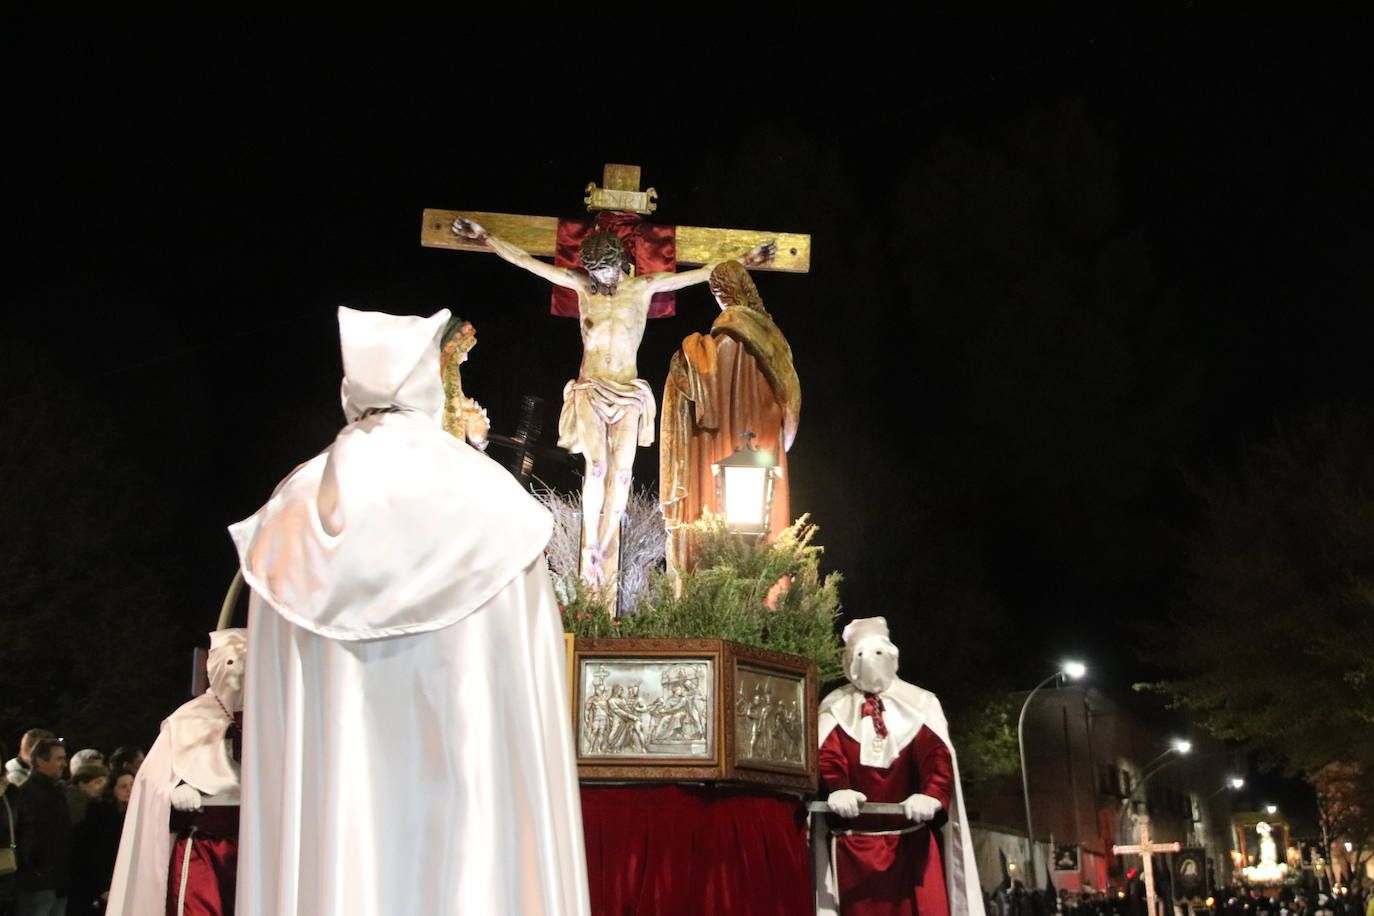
{"left": 228, "top": 307, "right": 589, "bottom": 916}
{"left": 815, "top": 617, "right": 983, "bottom": 916}
{"left": 107, "top": 628, "right": 247, "bottom": 916}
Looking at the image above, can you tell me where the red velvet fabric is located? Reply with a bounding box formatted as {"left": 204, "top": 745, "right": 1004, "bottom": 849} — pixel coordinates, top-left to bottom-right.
{"left": 553, "top": 212, "right": 677, "bottom": 318}
{"left": 166, "top": 805, "right": 239, "bottom": 916}
{"left": 819, "top": 725, "right": 954, "bottom": 916}
{"left": 580, "top": 784, "right": 812, "bottom": 915}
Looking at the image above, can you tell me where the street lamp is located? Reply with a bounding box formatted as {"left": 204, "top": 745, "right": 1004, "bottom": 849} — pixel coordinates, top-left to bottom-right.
{"left": 1230, "top": 777, "right": 1245, "bottom": 790}
{"left": 1124, "top": 741, "right": 1190, "bottom": 806}
{"left": 1265, "top": 804, "right": 1277, "bottom": 815}
{"left": 711, "top": 431, "right": 779, "bottom": 536}
{"left": 1018, "top": 660, "right": 1087, "bottom": 882}
{"left": 1126, "top": 740, "right": 1191, "bottom": 821}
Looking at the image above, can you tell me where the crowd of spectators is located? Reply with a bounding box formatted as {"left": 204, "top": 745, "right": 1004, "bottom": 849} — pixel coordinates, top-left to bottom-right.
{"left": 1198, "top": 887, "right": 1374, "bottom": 916}
{"left": 989, "top": 880, "right": 1374, "bottom": 916}
{"left": 1, "top": 729, "right": 143, "bottom": 916}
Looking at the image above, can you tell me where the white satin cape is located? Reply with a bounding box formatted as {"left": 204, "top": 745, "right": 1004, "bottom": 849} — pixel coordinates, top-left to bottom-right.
{"left": 106, "top": 692, "right": 241, "bottom": 916}
{"left": 227, "top": 306, "right": 589, "bottom": 915}
{"left": 814, "top": 680, "right": 985, "bottom": 916}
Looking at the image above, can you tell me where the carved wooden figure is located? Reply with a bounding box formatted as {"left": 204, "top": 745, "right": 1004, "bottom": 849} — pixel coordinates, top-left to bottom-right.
{"left": 422, "top": 166, "right": 810, "bottom": 602}
{"left": 660, "top": 262, "right": 800, "bottom": 574}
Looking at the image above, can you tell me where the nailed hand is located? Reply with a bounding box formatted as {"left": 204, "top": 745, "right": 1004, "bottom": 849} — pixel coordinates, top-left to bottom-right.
{"left": 742, "top": 239, "right": 777, "bottom": 267}
{"left": 451, "top": 216, "right": 489, "bottom": 243}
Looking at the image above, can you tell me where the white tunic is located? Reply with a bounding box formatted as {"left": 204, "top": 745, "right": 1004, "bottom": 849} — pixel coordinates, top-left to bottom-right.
{"left": 229, "top": 307, "right": 590, "bottom": 915}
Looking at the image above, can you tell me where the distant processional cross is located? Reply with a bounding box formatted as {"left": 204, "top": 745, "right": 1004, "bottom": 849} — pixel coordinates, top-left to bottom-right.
{"left": 1113, "top": 817, "right": 1180, "bottom": 916}
{"left": 420, "top": 165, "right": 811, "bottom": 602}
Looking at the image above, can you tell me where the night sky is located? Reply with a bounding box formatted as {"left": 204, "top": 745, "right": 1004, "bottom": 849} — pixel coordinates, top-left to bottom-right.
{"left": 6, "top": 11, "right": 1373, "bottom": 748}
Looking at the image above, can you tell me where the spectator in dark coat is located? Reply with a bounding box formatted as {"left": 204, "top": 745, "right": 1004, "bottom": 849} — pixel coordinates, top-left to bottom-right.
{"left": 69, "top": 772, "right": 132, "bottom": 914}
{"left": 2, "top": 732, "right": 54, "bottom": 792}
{"left": 65, "top": 752, "right": 103, "bottom": 784}
{"left": 14, "top": 738, "right": 72, "bottom": 916}
{"left": 103, "top": 750, "right": 142, "bottom": 782}
{"left": 64, "top": 766, "right": 109, "bottom": 828}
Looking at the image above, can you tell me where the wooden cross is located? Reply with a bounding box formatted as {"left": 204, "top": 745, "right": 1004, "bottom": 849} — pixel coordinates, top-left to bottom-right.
{"left": 1114, "top": 816, "right": 1181, "bottom": 916}
{"left": 419, "top": 163, "right": 811, "bottom": 273}
{"left": 420, "top": 163, "right": 809, "bottom": 599}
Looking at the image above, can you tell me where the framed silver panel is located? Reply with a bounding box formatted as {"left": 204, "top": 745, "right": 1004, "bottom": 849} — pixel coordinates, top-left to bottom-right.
{"left": 734, "top": 664, "right": 807, "bottom": 772}
{"left": 578, "top": 657, "right": 715, "bottom": 761}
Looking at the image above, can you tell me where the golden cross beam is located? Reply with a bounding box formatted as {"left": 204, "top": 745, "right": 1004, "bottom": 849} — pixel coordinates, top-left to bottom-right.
{"left": 1111, "top": 842, "right": 1181, "bottom": 855}
{"left": 420, "top": 163, "right": 811, "bottom": 273}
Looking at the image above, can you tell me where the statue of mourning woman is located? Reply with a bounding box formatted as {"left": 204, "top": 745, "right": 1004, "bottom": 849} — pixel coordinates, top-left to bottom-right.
{"left": 659, "top": 261, "right": 801, "bottom": 574}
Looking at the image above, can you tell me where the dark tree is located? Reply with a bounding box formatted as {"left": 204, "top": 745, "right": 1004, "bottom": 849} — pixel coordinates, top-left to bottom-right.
{"left": 1311, "top": 762, "right": 1374, "bottom": 881}
{"left": 1153, "top": 409, "right": 1374, "bottom": 772}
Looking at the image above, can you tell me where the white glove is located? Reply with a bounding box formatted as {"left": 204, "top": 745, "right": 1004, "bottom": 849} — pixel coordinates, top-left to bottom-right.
{"left": 170, "top": 783, "right": 204, "bottom": 812}
{"left": 902, "top": 793, "right": 942, "bottom": 824}
{"left": 827, "top": 788, "right": 867, "bottom": 819}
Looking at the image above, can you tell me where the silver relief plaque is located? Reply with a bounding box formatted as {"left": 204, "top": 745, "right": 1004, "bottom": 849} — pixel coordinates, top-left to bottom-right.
{"left": 579, "top": 658, "right": 714, "bottom": 760}
{"left": 734, "top": 665, "right": 806, "bottom": 770}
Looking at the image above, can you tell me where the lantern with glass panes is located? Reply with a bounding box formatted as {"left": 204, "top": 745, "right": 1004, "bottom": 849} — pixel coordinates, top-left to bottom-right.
{"left": 711, "top": 431, "right": 779, "bottom": 536}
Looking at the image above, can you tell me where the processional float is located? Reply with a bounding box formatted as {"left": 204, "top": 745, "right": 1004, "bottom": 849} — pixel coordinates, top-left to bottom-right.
{"left": 427, "top": 166, "right": 834, "bottom": 913}
{"left": 108, "top": 164, "right": 983, "bottom": 916}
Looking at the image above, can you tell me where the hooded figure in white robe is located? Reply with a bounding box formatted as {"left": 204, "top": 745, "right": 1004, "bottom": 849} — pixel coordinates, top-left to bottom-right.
{"left": 107, "top": 627, "right": 247, "bottom": 916}
{"left": 228, "top": 307, "right": 589, "bottom": 916}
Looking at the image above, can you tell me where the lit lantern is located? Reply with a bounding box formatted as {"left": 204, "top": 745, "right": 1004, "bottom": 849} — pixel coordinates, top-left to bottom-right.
{"left": 711, "top": 431, "right": 779, "bottom": 536}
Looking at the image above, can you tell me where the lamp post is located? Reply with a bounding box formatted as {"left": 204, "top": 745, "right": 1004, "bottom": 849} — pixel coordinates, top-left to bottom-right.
{"left": 1018, "top": 660, "right": 1087, "bottom": 884}
{"left": 1127, "top": 740, "right": 1191, "bottom": 819}
{"left": 711, "top": 431, "right": 779, "bottom": 536}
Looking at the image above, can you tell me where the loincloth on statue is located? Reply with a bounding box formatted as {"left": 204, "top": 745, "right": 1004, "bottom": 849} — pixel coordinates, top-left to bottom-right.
{"left": 558, "top": 376, "right": 656, "bottom": 453}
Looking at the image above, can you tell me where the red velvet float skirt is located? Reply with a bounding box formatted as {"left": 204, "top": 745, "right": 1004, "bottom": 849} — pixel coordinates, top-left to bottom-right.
{"left": 166, "top": 805, "right": 239, "bottom": 916}
{"left": 580, "top": 784, "right": 812, "bottom": 915}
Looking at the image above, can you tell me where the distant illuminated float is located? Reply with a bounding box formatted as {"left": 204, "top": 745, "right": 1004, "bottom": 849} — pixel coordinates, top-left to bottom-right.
{"left": 1241, "top": 822, "right": 1289, "bottom": 883}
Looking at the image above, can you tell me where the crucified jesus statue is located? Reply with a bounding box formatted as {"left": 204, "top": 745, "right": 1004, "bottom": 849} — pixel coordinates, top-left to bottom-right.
{"left": 452, "top": 216, "right": 775, "bottom": 597}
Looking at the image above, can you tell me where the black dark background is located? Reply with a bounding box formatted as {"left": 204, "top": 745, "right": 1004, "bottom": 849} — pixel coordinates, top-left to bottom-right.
{"left": 5, "top": 11, "right": 1372, "bottom": 770}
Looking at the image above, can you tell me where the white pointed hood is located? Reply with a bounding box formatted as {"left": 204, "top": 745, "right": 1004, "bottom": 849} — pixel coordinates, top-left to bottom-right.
{"left": 338, "top": 307, "right": 447, "bottom": 423}
{"left": 229, "top": 307, "right": 552, "bottom": 640}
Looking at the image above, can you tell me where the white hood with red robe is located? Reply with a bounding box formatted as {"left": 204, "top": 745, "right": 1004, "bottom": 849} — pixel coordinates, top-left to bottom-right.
{"left": 107, "top": 628, "right": 247, "bottom": 916}
{"left": 814, "top": 617, "right": 985, "bottom": 916}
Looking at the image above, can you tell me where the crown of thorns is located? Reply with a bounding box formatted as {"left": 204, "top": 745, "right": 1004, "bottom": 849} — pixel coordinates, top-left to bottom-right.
{"left": 579, "top": 230, "right": 631, "bottom": 274}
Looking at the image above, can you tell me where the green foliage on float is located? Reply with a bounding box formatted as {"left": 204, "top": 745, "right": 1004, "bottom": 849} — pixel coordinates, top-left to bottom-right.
{"left": 559, "top": 514, "right": 845, "bottom": 682}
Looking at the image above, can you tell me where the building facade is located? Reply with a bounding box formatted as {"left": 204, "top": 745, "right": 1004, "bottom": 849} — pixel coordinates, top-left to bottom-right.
{"left": 966, "top": 685, "right": 1239, "bottom": 895}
